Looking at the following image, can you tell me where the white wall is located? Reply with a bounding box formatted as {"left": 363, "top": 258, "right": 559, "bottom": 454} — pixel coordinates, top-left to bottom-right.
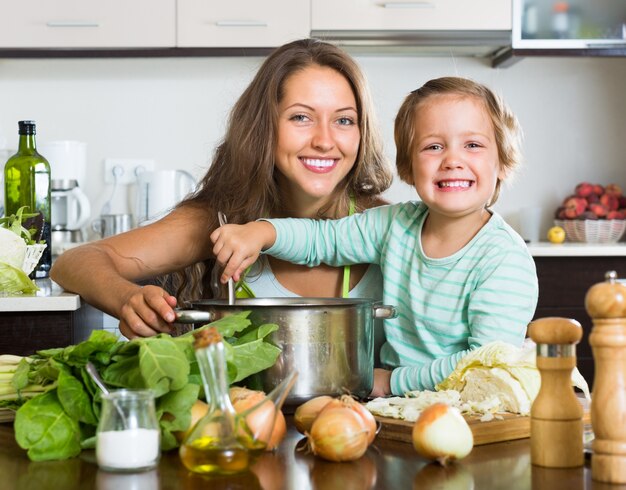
{"left": 1, "top": 54, "right": 626, "bottom": 239}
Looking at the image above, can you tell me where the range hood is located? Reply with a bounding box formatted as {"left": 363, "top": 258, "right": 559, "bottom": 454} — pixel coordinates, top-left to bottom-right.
{"left": 311, "top": 29, "right": 512, "bottom": 58}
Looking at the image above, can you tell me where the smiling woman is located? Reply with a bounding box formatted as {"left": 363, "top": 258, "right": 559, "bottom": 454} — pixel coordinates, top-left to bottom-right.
{"left": 50, "top": 38, "right": 393, "bottom": 342}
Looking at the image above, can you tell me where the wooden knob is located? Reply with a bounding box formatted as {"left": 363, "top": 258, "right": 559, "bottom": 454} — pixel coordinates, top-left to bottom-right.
{"left": 585, "top": 270, "right": 626, "bottom": 319}
{"left": 528, "top": 317, "right": 582, "bottom": 345}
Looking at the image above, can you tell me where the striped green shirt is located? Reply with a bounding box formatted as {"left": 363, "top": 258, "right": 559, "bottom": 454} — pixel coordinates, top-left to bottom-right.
{"left": 265, "top": 201, "right": 538, "bottom": 395}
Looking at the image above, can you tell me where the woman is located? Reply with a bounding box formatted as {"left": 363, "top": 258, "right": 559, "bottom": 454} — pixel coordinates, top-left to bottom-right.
{"left": 50, "top": 38, "right": 393, "bottom": 339}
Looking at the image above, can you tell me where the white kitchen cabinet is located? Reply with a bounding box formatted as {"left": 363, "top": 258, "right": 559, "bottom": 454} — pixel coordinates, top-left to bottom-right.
{"left": 312, "top": 0, "right": 511, "bottom": 31}
{"left": 177, "top": 0, "right": 310, "bottom": 47}
{"left": 0, "top": 0, "right": 176, "bottom": 48}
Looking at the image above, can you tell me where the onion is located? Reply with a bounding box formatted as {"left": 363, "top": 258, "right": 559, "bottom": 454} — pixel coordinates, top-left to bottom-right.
{"left": 317, "top": 395, "right": 378, "bottom": 446}
{"left": 172, "top": 399, "right": 209, "bottom": 444}
{"left": 412, "top": 403, "right": 474, "bottom": 466}
{"left": 230, "top": 388, "right": 287, "bottom": 451}
{"left": 308, "top": 406, "right": 370, "bottom": 462}
{"left": 294, "top": 396, "right": 333, "bottom": 434}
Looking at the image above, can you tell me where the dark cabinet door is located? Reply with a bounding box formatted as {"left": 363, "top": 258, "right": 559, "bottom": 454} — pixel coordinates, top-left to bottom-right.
{"left": 533, "top": 256, "right": 626, "bottom": 390}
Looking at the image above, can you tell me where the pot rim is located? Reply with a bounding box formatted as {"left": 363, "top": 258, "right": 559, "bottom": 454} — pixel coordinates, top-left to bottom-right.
{"left": 186, "top": 297, "right": 381, "bottom": 308}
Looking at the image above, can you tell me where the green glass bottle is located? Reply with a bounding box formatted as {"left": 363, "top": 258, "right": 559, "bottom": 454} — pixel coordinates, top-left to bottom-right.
{"left": 4, "top": 121, "right": 51, "bottom": 278}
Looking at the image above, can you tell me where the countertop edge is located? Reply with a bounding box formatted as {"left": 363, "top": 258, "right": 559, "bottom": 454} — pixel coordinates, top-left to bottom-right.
{"left": 0, "top": 279, "right": 81, "bottom": 312}
{"left": 528, "top": 242, "right": 626, "bottom": 257}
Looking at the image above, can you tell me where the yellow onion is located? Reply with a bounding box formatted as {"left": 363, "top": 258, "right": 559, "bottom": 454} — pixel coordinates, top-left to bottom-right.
{"left": 318, "top": 395, "right": 378, "bottom": 446}
{"left": 308, "top": 406, "right": 370, "bottom": 462}
{"left": 294, "top": 396, "right": 333, "bottom": 434}
{"left": 230, "top": 388, "right": 287, "bottom": 451}
{"left": 412, "top": 403, "right": 474, "bottom": 466}
{"left": 172, "top": 399, "right": 209, "bottom": 444}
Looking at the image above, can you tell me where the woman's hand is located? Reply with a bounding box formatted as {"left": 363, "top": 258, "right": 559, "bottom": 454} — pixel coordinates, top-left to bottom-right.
{"left": 210, "top": 221, "right": 276, "bottom": 282}
{"left": 370, "top": 368, "right": 392, "bottom": 398}
{"left": 118, "top": 285, "right": 179, "bottom": 339}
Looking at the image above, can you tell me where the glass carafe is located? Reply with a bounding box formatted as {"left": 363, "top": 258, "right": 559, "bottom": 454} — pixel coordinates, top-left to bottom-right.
{"left": 179, "top": 328, "right": 266, "bottom": 475}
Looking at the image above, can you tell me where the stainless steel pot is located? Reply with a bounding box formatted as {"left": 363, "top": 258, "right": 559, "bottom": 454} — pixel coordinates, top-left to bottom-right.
{"left": 176, "top": 298, "right": 396, "bottom": 406}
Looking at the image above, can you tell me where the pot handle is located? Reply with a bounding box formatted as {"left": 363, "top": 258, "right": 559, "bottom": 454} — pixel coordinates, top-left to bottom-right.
{"left": 174, "top": 309, "right": 215, "bottom": 323}
{"left": 373, "top": 304, "right": 397, "bottom": 319}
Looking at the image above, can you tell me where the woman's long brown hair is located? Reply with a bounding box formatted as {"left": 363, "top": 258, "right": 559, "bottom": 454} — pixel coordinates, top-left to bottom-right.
{"left": 169, "top": 38, "right": 392, "bottom": 304}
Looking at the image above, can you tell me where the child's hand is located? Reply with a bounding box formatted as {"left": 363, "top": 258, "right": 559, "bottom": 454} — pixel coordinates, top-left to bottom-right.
{"left": 370, "top": 368, "right": 392, "bottom": 397}
{"left": 210, "top": 221, "right": 276, "bottom": 283}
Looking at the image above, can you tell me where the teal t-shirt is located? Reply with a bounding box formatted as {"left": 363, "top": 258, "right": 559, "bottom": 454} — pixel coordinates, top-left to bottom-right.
{"left": 265, "top": 201, "right": 539, "bottom": 394}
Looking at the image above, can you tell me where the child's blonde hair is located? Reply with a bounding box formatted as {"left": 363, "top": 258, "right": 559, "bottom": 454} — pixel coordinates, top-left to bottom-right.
{"left": 394, "top": 76, "right": 522, "bottom": 207}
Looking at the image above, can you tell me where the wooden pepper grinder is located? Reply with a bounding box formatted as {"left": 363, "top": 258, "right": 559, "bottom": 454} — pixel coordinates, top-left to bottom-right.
{"left": 585, "top": 270, "right": 626, "bottom": 484}
{"left": 528, "top": 317, "right": 584, "bottom": 468}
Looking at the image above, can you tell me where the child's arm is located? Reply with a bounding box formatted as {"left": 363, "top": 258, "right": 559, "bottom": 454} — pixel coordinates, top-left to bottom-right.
{"left": 210, "top": 221, "right": 276, "bottom": 282}
{"left": 388, "top": 243, "right": 539, "bottom": 395}
{"left": 214, "top": 206, "right": 392, "bottom": 282}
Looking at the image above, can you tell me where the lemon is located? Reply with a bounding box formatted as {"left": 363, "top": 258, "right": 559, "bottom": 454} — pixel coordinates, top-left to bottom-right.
{"left": 547, "top": 226, "right": 566, "bottom": 244}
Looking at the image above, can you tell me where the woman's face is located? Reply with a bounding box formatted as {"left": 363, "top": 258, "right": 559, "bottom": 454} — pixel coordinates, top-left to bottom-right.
{"left": 275, "top": 65, "right": 360, "bottom": 215}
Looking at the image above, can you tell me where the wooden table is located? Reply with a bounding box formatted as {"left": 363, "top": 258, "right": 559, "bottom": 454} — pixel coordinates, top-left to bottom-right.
{"left": 1, "top": 420, "right": 621, "bottom": 490}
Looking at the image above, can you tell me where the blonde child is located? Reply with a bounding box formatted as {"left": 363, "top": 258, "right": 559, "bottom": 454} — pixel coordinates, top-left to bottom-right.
{"left": 211, "top": 77, "right": 539, "bottom": 397}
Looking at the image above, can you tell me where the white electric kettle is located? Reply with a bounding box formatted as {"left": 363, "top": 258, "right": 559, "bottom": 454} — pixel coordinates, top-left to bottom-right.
{"left": 51, "top": 179, "right": 91, "bottom": 231}
{"left": 134, "top": 170, "right": 196, "bottom": 226}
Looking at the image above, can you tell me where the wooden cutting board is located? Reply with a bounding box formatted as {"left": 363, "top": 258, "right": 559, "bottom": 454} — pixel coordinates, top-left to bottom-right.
{"left": 375, "top": 410, "right": 591, "bottom": 446}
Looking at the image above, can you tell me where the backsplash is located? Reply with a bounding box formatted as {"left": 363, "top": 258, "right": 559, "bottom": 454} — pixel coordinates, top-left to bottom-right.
{"left": 1, "top": 54, "right": 625, "bottom": 240}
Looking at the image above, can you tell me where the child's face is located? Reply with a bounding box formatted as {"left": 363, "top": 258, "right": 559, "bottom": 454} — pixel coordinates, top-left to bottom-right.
{"left": 410, "top": 94, "right": 503, "bottom": 220}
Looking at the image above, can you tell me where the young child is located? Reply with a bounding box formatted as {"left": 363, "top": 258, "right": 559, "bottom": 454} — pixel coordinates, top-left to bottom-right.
{"left": 211, "top": 77, "right": 539, "bottom": 397}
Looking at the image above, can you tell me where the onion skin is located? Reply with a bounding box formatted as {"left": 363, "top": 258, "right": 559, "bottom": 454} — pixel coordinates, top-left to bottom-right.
{"left": 319, "top": 395, "right": 378, "bottom": 446}
{"left": 412, "top": 403, "right": 474, "bottom": 466}
{"left": 294, "top": 396, "right": 333, "bottom": 434}
{"left": 231, "top": 391, "right": 287, "bottom": 451}
{"left": 309, "top": 406, "right": 370, "bottom": 462}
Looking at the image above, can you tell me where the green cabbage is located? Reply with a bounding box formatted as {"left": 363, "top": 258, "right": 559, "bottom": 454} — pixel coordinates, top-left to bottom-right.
{"left": 437, "top": 341, "right": 591, "bottom": 415}
{"left": 0, "top": 262, "right": 39, "bottom": 295}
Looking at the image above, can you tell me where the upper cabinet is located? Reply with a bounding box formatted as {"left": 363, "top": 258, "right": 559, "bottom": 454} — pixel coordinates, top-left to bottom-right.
{"left": 514, "top": 0, "right": 626, "bottom": 48}
{"left": 0, "top": 0, "right": 176, "bottom": 48}
{"left": 312, "top": 0, "right": 511, "bottom": 31}
{"left": 177, "top": 0, "right": 310, "bottom": 47}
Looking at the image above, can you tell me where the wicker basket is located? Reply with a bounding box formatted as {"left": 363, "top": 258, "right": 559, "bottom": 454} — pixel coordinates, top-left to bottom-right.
{"left": 554, "top": 219, "right": 626, "bottom": 243}
{"left": 21, "top": 244, "right": 46, "bottom": 275}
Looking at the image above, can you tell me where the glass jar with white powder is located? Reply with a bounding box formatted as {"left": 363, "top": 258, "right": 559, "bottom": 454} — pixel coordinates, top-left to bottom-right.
{"left": 96, "top": 390, "right": 160, "bottom": 472}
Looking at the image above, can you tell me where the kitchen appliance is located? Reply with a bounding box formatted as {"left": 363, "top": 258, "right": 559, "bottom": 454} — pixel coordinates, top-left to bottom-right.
{"left": 92, "top": 213, "right": 133, "bottom": 238}
{"left": 175, "top": 297, "right": 397, "bottom": 406}
{"left": 39, "top": 141, "right": 91, "bottom": 253}
{"left": 134, "top": 170, "right": 196, "bottom": 226}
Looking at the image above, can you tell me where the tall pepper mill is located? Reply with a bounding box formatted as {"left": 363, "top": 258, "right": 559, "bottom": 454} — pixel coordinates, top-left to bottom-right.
{"left": 528, "top": 317, "right": 584, "bottom": 468}
{"left": 585, "top": 270, "right": 626, "bottom": 484}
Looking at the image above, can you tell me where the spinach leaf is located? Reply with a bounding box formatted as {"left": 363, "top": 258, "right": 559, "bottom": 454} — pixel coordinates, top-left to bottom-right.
{"left": 14, "top": 391, "right": 81, "bottom": 461}
{"left": 56, "top": 370, "right": 97, "bottom": 425}
{"left": 138, "top": 337, "right": 190, "bottom": 397}
{"left": 228, "top": 339, "right": 281, "bottom": 384}
{"left": 157, "top": 384, "right": 200, "bottom": 450}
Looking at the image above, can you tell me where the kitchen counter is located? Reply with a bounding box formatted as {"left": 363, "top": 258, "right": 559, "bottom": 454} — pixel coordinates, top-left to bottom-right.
{"left": 0, "top": 420, "right": 600, "bottom": 490}
{"left": 0, "top": 278, "right": 80, "bottom": 312}
{"left": 0, "top": 279, "right": 101, "bottom": 356}
{"left": 528, "top": 242, "right": 626, "bottom": 257}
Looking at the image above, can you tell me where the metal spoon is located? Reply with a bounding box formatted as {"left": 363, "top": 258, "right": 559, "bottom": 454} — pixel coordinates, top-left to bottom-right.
{"left": 86, "top": 362, "right": 129, "bottom": 429}
{"left": 217, "top": 212, "right": 236, "bottom": 305}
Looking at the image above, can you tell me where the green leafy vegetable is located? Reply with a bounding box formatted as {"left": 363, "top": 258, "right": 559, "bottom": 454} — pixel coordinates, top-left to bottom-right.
{"left": 0, "top": 262, "right": 38, "bottom": 295}
{"left": 0, "top": 206, "right": 43, "bottom": 245}
{"left": 6, "top": 311, "right": 280, "bottom": 461}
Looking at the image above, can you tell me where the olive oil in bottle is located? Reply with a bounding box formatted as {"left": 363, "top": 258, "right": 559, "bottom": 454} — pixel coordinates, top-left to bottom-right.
{"left": 179, "top": 327, "right": 264, "bottom": 475}
{"left": 3, "top": 121, "right": 51, "bottom": 278}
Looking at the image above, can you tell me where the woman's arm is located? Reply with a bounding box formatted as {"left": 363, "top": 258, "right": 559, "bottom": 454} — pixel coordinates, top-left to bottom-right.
{"left": 50, "top": 205, "right": 214, "bottom": 338}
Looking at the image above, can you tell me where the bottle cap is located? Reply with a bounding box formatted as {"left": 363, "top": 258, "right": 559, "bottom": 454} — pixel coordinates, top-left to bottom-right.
{"left": 18, "top": 120, "right": 36, "bottom": 135}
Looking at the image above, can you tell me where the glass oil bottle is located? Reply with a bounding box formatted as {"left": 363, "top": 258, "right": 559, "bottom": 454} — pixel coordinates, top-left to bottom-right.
{"left": 179, "top": 327, "right": 264, "bottom": 475}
